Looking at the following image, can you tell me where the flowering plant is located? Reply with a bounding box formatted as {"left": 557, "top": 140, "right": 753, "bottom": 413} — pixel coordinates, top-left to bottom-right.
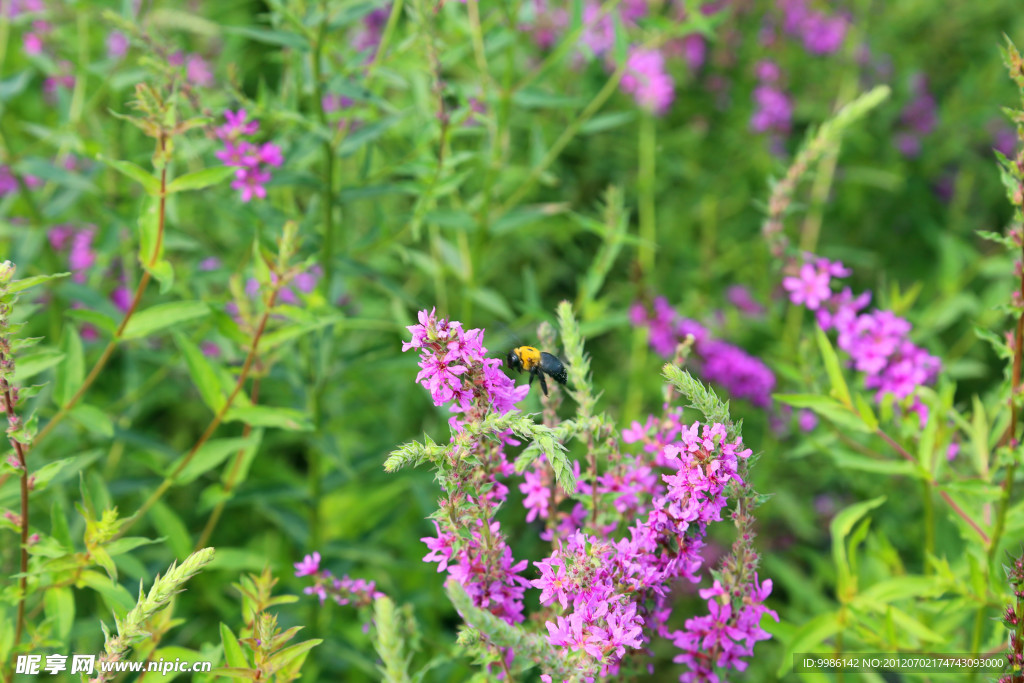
{"left": 381, "top": 303, "right": 776, "bottom": 681}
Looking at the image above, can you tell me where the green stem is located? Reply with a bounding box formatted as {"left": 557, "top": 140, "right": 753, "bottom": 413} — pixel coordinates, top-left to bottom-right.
{"left": 637, "top": 113, "right": 656, "bottom": 274}
{"left": 125, "top": 289, "right": 280, "bottom": 534}
{"left": 33, "top": 133, "right": 169, "bottom": 448}
{"left": 312, "top": 2, "right": 334, "bottom": 298}
{"left": 496, "top": 53, "right": 631, "bottom": 218}
{"left": 922, "top": 479, "right": 934, "bottom": 575}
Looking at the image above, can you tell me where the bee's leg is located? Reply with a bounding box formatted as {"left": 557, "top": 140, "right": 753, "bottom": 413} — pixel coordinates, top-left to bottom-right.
{"left": 537, "top": 370, "right": 549, "bottom": 397}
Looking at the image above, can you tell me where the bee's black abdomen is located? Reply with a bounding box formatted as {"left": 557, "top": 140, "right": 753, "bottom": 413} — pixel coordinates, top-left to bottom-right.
{"left": 539, "top": 352, "right": 568, "bottom": 385}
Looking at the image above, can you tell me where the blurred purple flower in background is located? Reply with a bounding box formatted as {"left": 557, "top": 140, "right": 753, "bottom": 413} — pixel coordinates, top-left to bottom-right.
{"left": 621, "top": 47, "right": 675, "bottom": 115}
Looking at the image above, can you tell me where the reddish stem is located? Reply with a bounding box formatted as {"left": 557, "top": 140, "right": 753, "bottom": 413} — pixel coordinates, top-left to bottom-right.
{"left": 5, "top": 383, "right": 30, "bottom": 656}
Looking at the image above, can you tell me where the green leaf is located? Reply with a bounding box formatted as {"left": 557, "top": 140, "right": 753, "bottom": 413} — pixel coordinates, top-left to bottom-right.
{"left": 122, "top": 302, "right": 210, "bottom": 340}
{"left": 221, "top": 429, "right": 262, "bottom": 487}
{"left": 98, "top": 155, "right": 160, "bottom": 195}
{"left": 859, "top": 600, "right": 946, "bottom": 643}
{"left": 15, "top": 158, "right": 97, "bottom": 193}
{"left": 0, "top": 70, "right": 32, "bottom": 102}
{"left": 222, "top": 25, "right": 309, "bottom": 50}
{"left": 79, "top": 570, "right": 135, "bottom": 614}
{"left": 224, "top": 406, "right": 314, "bottom": 431}
{"left": 174, "top": 332, "right": 226, "bottom": 413}
{"left": 173, "top": 437, "right": 256, "bottom": 485}
{"left": 91, "top": 546, "right": 118, "bottom": 581}
{"left": 69, "top": 404, "right": 115, "bottom": 438}
{"left": 581, "top": 111, "right": 636, "bottom": 135}
{"left": 148, "top": 501, "right": 192, "bottom": 559}
{"left": 776, "top": 611, "right": 843, "bottom": 676}
{"left": 14, "top": 348, "right": 64, "bottom": 382}
{"left": 43, "top": 586, "right": 75, "bottom": 642}
{"left": 338, "top": 116, "right": 402, "bottom": 156}
{"left": 468, "top": 288, "right": 515, "bottom": 320}
{"left": 65, "top": 308, "right": 118, "bottom": 336}
{"left": 830, "top": 450, "right": 921, "bottom": 477}
{"left": 53, "top": 326, "right": 84, "bottom": 407}
{"left": 105, "top": 536, "right": 163, "bottom": 557}
{"left": 8, "top": 272, "right": 71, "bottom": 294}
{"left": 167, "top": 166, "right": 237, "bottom": 193}
{"left": 263, "top": 639, "right": 323, "bottom": 673}
{"left": 970, "top": 395, "right": 990, "bottom": 477}
{"left": 774, "top": 393, "right": 870, "bottom": 433}
{"left": 830, "top": 496, "right": 886, "bottom": 598}
{"left": 854, "top": 576, "right": 947, "bottom": 603}
{"left": 220, "top": 623, "right": 249, "bottom": 669}
{"left": 512, "top": 88, "right": 588, "bottom": 109}
{"left": 50, "top": 498, "right": 72, "bottom": 549}
{"left": 852, "top": 393, "right": 878, "bottom": 431}
{"left": 816, "top": 327, "right": 851, "bottom": 407}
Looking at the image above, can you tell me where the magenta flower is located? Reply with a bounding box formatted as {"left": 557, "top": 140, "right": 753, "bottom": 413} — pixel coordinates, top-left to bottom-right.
{"left": 519, "top": 466, "right": 551, "bottom": 522}
{"left": 801, "top": 12, "right": 847, "bottom": 54}
{"left": 620, "top": 47, "right": 675, "bottom": 115}
{"left": 110, "top": 286, "right": 132, "bottom": 313}
{"left": 632, "top": 298, "right": 775, "bottom": 408}
{"left": 294, "top": 552, "right": 321, "bottom": 577}
{"left": 790, "top": 254, "right": 941, "bottom": 405}
{"left": 215, "top": 140, "right": 255, "bottom": 167}
{"left": 218, "top": 110, "right": 259, "bottom": 140}
{"left": 797, "top": 409, "right": 818, "bottom": 432}
{"left": 185, "top": 54, "right": 214, "bottom": 87}
{"left": 755, "top": 60, "right": 781, "bottom": 83}
{"left": 232, "top": 166, "right": 271, "bottom": 202}
{"left": 783, "top": 262, "right": 831, "bottom": 309}
{"left": 546, "top": 611, "right": 605, "bottom": 659}
{"left": 23, "top": 32, "right": 44, "bottom": 56}
{"left": 216, "top": 111, "right": 280, "bottom": 202}
{"left": 256, "top": 143, "right": 284, "bottom": 167}
{"left": 107, "top": 31, "right": 129, "bottom": 60}
{"left": 750, "top": 84, "right": 792, "bottom": 134}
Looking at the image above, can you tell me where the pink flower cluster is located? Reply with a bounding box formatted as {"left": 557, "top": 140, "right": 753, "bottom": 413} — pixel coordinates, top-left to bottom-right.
{"left": 48, "top": 224, "right": 96, "bottom": 283}
{"left": 784, "top": 254, "right": 941, "bottom": 403}
{"left": 529, "top": 419, "right": 774, "bottom": 679}
{"left": 894, "top": 74, "right": 937, "bottom": 158}
{"left": 214, "top": 110, "right": 283, "bottom": 202}
{"left": 402, "top": 308, "right": 528, "bottom": 422}
{"left": 630, "top": 298, "right": 776, "bottom": 408}
{"left": 672, "top": 575, "right": 777, "bottom": 681}
{"left": 3, "top": 0, "right": 44, "bottom": 17}
{"left": 405, "top": 310, "right": 533, "bottom": 626}
{"left": 0, "top": 166, "right": 42, "bottom": 197}
{"left": 621, "top": 48, "right": 675, "bottom": 115}
{"left": 293, "top": 552, "right": 383, "bottom": 607}
{"left": 750, "top": 60, "right": 791, "bottom": 136}
{"left": 423, "top": 518, "right": 532, "bottom": 625}
{"left": 168, "top": 51, "right": 214, "bottom": 88}
{"left": 519, "top": 1, "right": 678, "bottom": 116}
{"left": 778, "top": 0, "right": 848, "bottom": 55}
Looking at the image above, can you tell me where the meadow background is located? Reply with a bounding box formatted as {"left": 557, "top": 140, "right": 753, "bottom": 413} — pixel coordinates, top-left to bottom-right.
{"left": 2, "top": 0, "right": 1024, "bottom": 681}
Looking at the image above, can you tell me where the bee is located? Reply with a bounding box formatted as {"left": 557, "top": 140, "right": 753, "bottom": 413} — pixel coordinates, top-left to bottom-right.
{"left": 506, "top": 346, "right": 568, "bottom": 397}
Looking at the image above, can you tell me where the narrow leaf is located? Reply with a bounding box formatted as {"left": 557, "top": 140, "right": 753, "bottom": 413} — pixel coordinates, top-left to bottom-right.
{"left": 122, "top": 302, "right": 210, "bottom": 340}
{"left": 167, "top": 166, "right": 236, "bottom": 193}
{"left": 98, "top": 155, "right": 161, "bottom": 195}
